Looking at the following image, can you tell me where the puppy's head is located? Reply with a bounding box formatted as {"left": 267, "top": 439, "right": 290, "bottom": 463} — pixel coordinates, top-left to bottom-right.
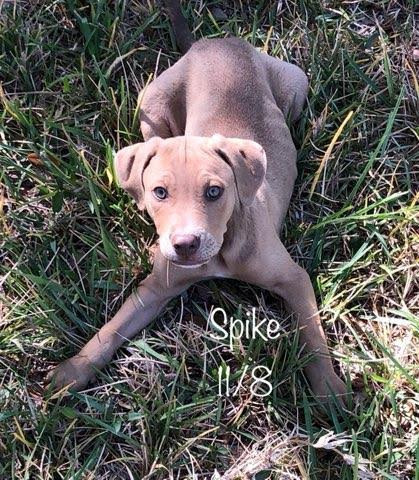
{"left": 115, "top": 134, "right": 266, "bottom": 268}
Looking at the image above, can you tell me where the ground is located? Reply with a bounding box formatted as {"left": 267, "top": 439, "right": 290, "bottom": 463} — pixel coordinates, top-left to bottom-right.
{"left": 0, "top": 1, "right": 418, "bottom": 479}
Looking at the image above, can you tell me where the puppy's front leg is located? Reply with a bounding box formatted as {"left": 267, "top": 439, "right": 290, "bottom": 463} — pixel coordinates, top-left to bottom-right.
{"left": 235, "top": 237, "right": 347, "bottom": 403}
{"left": 47, "top": 256, "right": 192, "bottom": 391}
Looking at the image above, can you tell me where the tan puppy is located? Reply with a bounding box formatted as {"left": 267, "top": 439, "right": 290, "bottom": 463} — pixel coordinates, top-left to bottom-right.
{"left": 47, "top": 27, "right": 347, "bottom": 401}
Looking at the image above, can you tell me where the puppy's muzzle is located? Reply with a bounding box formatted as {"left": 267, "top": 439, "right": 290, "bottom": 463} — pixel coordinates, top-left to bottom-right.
{"left": 159, "top": 228, "right": 222, "bottom": 267}
{"left": 171, "top": 233, "right": 201, "bottom": 258}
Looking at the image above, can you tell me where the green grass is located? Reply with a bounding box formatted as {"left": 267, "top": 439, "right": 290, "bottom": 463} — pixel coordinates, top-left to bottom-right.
{"left": 0, "top": 1, "right": 418, "bottom": 478}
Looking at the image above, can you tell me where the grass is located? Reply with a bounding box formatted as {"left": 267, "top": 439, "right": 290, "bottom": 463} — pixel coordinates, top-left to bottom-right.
{"left": 0, "top": 0, "right": 418, "bottom": 478}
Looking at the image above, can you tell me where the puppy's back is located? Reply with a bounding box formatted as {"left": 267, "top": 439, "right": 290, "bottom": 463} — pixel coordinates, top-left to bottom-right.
{"left": 183, "top": 38, "right": 273, "bottom": 137}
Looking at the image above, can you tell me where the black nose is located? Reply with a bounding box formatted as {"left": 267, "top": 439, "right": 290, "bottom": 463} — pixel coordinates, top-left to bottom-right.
{"left": 172, "top": 234, "right": 201, "bottom": 257}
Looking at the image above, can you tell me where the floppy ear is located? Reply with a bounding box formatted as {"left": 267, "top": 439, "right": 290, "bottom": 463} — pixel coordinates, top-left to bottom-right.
{"left": 114, "top": 137, "right": 161, "bottom": 209}
{"left": 210, "top": 134, "right": 267, "bottom": 206}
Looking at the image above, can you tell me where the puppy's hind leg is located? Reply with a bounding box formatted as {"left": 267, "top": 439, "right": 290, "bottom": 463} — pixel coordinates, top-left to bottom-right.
{"left": 139, "top": 57, "right": 188, "bottom": 140}
{"left": 139, "top": 82, "right": 173, "bottom": 141}
{"left": 261, "top": 54, "right": 309, "bottom": 123}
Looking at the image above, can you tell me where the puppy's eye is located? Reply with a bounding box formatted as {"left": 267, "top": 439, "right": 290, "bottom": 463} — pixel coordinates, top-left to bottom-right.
{"left": 205, "top": 185, "right": 223, "bottom": 201}
{"left": 153, "top": 187, "right": 168, "bottom": 200}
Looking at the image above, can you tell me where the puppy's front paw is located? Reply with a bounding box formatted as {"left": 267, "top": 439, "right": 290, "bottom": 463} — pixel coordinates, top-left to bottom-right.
{"left": 46, "top": 355, "right": 95, "bottom": 392}
{"left": 312, "top": 372, "right": 348, "bottom": 406}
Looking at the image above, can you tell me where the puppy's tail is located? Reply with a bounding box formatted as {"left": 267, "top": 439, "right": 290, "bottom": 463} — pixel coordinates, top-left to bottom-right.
{"left": 163, "top": 0, "right": 194, "bottom": 54}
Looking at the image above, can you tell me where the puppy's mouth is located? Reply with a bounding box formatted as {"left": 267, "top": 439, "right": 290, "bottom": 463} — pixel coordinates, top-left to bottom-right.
{"left": 171, "top": 258, "right": 210, "bottom": 269}
{"left": 159, "top": 230, "right": 222, "bottom": 268}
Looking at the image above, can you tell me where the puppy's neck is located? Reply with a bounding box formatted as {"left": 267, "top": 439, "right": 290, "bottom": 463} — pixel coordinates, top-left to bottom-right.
{"left": 221, "top": 201, "right": 256, "bottom": 265}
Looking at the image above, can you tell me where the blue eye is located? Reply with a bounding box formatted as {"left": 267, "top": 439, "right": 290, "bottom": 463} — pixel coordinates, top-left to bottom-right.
{"left": 206, "top": 186, "right": 223, "bottom": 200}
{"left": 153, "top": 187, "right": 168, "bottom": 200}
